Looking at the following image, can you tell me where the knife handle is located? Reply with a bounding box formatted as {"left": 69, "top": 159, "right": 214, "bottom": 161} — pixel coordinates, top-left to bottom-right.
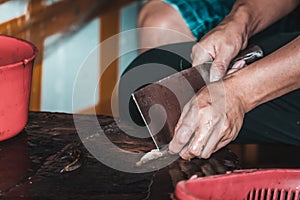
{"left": 196, "top": 45, "right": 263, "bottom": 83}
{"left": 230, "top": 45, "right": 263, "bottom": 66}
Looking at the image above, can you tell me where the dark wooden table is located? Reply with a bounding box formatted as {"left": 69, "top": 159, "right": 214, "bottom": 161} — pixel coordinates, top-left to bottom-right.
{"left": 0, "top": 112, "right": 299, "bottom": 200}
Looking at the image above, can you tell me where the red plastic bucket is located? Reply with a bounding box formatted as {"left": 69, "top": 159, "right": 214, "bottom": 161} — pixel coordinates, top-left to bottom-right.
{"left": 173, "top": 169, "right": 300, "bottom": 200}
{"left": 0, "top": 35, "right": 38, "bottom": 141}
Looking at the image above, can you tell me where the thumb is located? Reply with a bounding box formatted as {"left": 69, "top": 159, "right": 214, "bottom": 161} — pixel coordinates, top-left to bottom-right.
{"left": 209, "top": 53, "right": 233, "bottom": 82}
{"left": 191, "top": 43, "right": 213, "bottom": 66}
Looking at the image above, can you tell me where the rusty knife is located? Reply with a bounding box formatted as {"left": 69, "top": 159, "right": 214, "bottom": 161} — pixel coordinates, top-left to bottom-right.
{"left": 132, "top": 45, "right": 263, "bottom": 150}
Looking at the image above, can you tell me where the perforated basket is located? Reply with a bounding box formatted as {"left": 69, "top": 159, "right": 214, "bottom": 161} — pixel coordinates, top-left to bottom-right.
{"left": 174, "top": 169, "right": 300, "bottom": 200}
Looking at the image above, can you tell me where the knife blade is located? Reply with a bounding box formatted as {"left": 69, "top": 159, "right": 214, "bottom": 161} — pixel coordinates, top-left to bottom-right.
{"left": 132, "top": 45, "right": 263, "bottom": 150}
{"left": 132, "top": 93, "right": 160, "bottom": 150}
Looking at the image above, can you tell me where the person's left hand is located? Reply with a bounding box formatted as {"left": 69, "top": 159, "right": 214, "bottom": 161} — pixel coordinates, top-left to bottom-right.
{"left": 169, "top": 81, "right": 246, "bottom": 159}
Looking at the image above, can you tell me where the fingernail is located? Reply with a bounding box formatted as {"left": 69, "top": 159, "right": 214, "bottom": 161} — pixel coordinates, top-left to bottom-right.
{"left": 168, "top": 148, "right": 176, "bottom": 155}
{"left": 179, "top": 149, "right": 191, "bottom": 161}
{"left": 210, "top": 70, "right": 221, "bottom": 82}
{"left": 168, "top": 141, "right": 177, "bottom": 154}
{"left": 189, "top": 175, "right": 198, "bottom": 180}
{"left": 232, "top": 60, "right": 246, "bottom": 69}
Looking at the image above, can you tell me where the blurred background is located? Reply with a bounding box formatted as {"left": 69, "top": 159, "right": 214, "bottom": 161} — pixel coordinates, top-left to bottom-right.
{"left": 0, "top": 0, "right": 142, "bottom": 115}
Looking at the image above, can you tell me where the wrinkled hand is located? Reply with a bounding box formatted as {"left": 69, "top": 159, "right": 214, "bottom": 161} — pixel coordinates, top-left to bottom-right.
{"left": 191, "top": 19, "right": 248, "bottom": 82}
{"left": 169, "top": 12, "right": 250, "bottom": 160}
{"left": 169, "top": 82, "right": 246, "bottom": 159}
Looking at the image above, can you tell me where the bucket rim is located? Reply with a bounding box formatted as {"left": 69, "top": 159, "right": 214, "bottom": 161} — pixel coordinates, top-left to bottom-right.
{"left": 0, "top": 34, "right": 38, "bottom": 69}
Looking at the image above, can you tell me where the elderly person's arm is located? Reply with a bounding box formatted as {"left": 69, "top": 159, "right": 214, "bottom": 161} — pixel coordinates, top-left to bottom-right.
{"left": 169, "top": 0, "right": 300, "bottom": 160}
{"left": 191, "top": 0, "right": 299, "bottom": 81}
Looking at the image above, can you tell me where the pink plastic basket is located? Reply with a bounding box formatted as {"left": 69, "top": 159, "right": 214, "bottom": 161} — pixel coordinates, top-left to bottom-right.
{"left": 174, "top": 169, "right": 300, "bottom": 200}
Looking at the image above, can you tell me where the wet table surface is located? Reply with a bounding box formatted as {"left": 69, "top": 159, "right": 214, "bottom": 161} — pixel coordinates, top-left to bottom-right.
{"left": 0, "top": 112, "right": 300, "bottom": 200}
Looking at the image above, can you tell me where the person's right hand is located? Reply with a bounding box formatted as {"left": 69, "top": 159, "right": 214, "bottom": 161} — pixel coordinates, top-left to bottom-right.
{"left": 191, "top": 17, "right": 249, "bottom": 82}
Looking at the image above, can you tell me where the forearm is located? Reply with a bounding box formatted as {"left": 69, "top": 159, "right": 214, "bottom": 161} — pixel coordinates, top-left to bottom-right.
{"left": 225, "top": 36, "right": 300, "bottom": 112}
{"left": 226, "top": 0, "right": 299, "bottom": 40}
{"left": 193, "top": 0, "right": 299, "bottom": 81}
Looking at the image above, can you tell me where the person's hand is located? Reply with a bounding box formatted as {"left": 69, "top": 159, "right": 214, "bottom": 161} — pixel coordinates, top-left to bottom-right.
{"left": 168, "top": 5, "right": 251, "bottom": 160}
{"left": 169, "top": 81, "right": 246, "bottom": 159}
{"left": 191, "top": 18, "right": 249, "bottom": 82}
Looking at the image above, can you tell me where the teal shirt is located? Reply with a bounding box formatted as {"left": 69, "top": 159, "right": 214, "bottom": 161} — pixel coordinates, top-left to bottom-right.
{"left": 163, "top": 0, "right": 235, "bottom": 41}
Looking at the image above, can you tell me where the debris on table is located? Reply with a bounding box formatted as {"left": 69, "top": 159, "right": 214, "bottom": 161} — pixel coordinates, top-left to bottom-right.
{"left": 60, "top": 149, "right": 84, "bottom": 173}
{"left": 136, "top": 149, "right": 169, "bottom": 167}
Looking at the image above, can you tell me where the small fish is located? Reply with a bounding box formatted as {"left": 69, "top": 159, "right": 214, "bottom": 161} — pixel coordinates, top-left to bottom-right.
{"left": 60, "top": 150, "right": 83, "bottom": 173}
{"left": 136, "top": 149, "right": 169, "bottom": 167}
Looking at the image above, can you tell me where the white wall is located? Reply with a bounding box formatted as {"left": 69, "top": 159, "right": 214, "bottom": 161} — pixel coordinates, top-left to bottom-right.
{"left": 0, "top": 1, "right": 141, "bottom": 114}
{"left": 119, "top": 1, "right": 141, "bottom": 76}
{"left": 41, "top": 19, "right": 100, "bottom": 113}
{"left": 40, "top": 1, "right": 141, "bottom": 113}
{"left": 0, "top": 1, "right": 26, "bottom": 23}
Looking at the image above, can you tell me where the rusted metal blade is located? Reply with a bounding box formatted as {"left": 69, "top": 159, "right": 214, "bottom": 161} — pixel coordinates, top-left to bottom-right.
{"left": 132, "top": 63, "right": 210, "bottom": 148}
{"left": 132, "top": 45, "right": 263, "bottom": 149}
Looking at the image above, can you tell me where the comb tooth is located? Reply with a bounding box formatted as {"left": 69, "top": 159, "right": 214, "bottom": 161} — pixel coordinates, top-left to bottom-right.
{"left": 254, "top": 189, "right": 259, "bottom": 200}
{"left": 279, "top": 189, "right": 285, "bottom": 200}
{"left": 248, "top": 189, "right": 254, "bottom": 200}
{"left": 260, "top": 188, "right": 265, "bottom": 200}
{"left": 287, "top": 189, "right": 292, "bottom": 200}
{"left": 273, "top": 188, "right": 278, "bottom": 200}
{"left": 266, "top": 188, "right": 272, "bottom": 200}
{"left": 294, "top": 190, "right": 299, "bottom": 200}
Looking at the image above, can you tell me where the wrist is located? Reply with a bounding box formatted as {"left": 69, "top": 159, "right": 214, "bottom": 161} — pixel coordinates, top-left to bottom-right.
{"left": 223, "top": 73, "right": 252, "bottom": 113}
{"left": 225, "top": 2, "right": 256, "bottom": 47}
